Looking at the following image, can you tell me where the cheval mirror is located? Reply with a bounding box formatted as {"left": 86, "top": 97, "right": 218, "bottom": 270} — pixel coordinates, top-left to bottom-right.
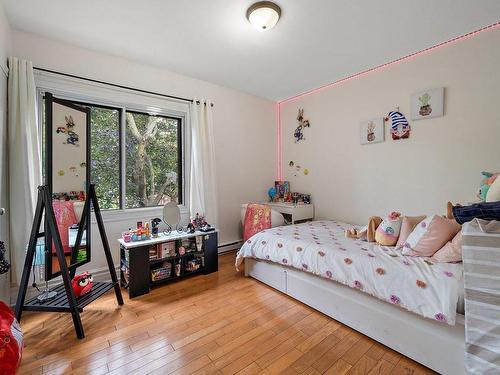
{"left": 44, "top": 92, "right": 91, "bottom": 280}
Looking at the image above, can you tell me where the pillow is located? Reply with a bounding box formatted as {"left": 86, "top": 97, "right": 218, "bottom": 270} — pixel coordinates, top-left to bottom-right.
{"left": 395, "top": 215, "right": 426, "bottom": 249}
{"left": 375, "top": 211, "right": 402, "bottom": 246}
{"left": 401, "top": 215, "right": 461, "bottom": 257}
{"left": 431, "top": 231, "right": 463, "bottom": 263}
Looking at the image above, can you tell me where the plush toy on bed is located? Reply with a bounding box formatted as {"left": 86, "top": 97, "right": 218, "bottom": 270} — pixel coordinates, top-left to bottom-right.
{"left": 477, "top": 171, "right": 500, "bottom": 202}
{"left": 374, "top": 211, "right": 402, "bottom": 246}
{"left": 345, "top": 212, "right": 402, "bottom": 246}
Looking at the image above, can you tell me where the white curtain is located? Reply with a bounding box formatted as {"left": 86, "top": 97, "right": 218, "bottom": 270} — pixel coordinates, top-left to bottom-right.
{"left": 7, "top": 57, "right": 41, "bottom": 285}
{"left": 189, "top": 100, "right": 218, "bottom": 226}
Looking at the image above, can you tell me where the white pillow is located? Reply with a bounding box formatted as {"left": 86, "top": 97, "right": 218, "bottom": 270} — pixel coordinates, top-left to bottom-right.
{"left": 401, "top": 216, "right": 433, "bottom": 255}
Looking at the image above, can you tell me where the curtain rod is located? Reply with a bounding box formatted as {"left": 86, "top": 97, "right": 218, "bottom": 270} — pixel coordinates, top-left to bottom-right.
{"left": 33, "top": 67, "right": 214, "bottom": 106}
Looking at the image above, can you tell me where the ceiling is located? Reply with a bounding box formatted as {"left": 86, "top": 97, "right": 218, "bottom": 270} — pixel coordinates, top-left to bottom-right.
{"left": 3, "top": 0, "right": 500, "bottom": 101}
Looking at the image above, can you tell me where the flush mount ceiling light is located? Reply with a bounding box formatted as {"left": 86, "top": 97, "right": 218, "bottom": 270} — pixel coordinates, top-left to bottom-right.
{"left": 246, "top": 1, "right": 281, "bottom": 31}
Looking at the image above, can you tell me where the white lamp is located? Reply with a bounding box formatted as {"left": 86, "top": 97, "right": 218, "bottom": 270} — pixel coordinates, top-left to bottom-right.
{"left": 246, "top": 1, "right": 281, "bottom": 31}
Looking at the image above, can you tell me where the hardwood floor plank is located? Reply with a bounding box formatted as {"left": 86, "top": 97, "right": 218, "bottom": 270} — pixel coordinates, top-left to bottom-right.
{"left": 286, "top": 334, "right": 341, "bottom": 373}
{"left": 368, "top": 359, "right": 396, "bottom": 375}
{"left": 346, "top": 355, "right": 378, "bottom": 375}
{"left": 264, "top": 348, "right": 303, "bottom": 374}
{"left": 296, "top": 320, "right": 341, "bottom": 353}
{"left": 324, "top": 359, "right": 352, "bottom": 375}
{"left": 254, "top": 330, "right": 310, "bottom": 370}
{"left": 312, "top": 332, "right": 361, "bottom": 373}
{"left": 235, "top": 362, "right": 263, "bottom": 375}
{"left": 341, "top": 336, "right": 374, "bottom": 365}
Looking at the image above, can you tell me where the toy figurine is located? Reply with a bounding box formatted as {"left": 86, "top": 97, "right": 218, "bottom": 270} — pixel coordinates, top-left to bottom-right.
{"left": 191, "top": 213, "right": 207, "bottom": 230}
{"left": 151, "top": 218, "right": 162, "bottom": 238}
{"left": 187, "top": 223, "right": 196, "bottom": 233}
{"left": 294, "top": 109, "right": 310, "bottom": 142}
{"left": 57, "top": 116, "right": 80, "bottom": 146}
{"left": 71, "top": 272, "right": 93, "bottom": 298}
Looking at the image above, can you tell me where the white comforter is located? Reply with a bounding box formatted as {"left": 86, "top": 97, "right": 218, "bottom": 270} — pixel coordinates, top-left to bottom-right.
{"left": 236, "top": 220, "right": 463, "bottom": 325}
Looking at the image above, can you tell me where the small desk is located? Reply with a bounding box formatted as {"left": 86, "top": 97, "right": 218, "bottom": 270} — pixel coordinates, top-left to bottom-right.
{"left": 263, "top": 202, "right": 314, "bottom": 224}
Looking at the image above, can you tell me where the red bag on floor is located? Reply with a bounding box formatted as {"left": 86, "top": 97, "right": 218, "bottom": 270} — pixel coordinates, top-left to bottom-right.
{"left": 0, "top": 301, "right": 23, "bottom": 375}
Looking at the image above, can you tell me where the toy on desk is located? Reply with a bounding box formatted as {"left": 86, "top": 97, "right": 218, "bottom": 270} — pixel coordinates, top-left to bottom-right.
{"left": 71, "top": 272, "right": 93, "bottom": 298}
{"left": 192, "top": 213, "right": 215, "bottom": 232}
{"left": 122, "top": 221, "right": 151, "bottom": 243}
{"left": 268, "top": 187, "right": 277, "bottom": 202}
{"left": 151, "top": 218, "right": 162, "bottom": 238}
{"left": 191, "top": 213, "right": 207, "bottom": 229}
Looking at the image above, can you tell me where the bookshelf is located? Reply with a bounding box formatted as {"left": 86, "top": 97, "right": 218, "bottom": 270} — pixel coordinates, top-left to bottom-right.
{"left": 118, "top": 230, "right": 218, "bottom": 298}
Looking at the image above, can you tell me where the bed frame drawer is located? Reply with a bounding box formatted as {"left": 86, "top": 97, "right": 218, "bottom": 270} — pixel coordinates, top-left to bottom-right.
{"left": 245, "top": 258, "right": 287, "bottom": 293}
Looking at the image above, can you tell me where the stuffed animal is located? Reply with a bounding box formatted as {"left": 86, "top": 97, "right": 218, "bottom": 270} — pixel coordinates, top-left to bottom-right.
{"left": 71, "top": 272, "right": 93, "bottom": 298}
{"left": 0, "top": 301, "right": 23, "bottom": 374}
{"left": 486, "top": 177, "right": 500, "bottom": 202}
{"left": 374, "top": 211, "right": 402, "bottom": 246}
{"left": 477, "top": 171, "right": 499, "bottom": 201}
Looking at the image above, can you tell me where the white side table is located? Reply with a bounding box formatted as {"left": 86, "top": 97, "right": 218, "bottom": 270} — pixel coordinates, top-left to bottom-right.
{"left": 262, "top": 202, "right": 314, "bottom": 224}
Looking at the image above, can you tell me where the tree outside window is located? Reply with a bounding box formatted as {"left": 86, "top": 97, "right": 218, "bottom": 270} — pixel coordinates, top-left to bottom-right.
{"left": 125, "top": 111, "right": 181, "bottom": 208}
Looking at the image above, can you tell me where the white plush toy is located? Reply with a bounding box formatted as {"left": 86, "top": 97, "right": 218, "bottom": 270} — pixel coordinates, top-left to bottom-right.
{"left": 375, "top": 211, "right": 402, "bottom": 246}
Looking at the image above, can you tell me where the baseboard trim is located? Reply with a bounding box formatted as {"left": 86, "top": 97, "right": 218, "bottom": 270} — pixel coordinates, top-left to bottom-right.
{"left": 218, "top": 240, "right": 241, "bottom": 254}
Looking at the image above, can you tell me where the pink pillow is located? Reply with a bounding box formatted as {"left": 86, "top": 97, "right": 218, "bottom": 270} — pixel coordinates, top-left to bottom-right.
{"left": 395, "top": 216, "right": 426, "bottom": 249}
{"left": 401, "top": 215, "right": 461, "bottom": 257}
{"left": 431, "top": 232, "right": 463, "bottom": 263}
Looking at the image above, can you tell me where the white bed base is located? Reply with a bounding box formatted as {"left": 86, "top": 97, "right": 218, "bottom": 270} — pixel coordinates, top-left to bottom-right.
{"left": 245, "top": 258, "right": 465, "bottom": 375}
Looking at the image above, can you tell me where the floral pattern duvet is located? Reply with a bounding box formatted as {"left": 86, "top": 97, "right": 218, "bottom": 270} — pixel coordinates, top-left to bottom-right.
{"left": 236, "top": 220, "right": 463, "bottom": 325}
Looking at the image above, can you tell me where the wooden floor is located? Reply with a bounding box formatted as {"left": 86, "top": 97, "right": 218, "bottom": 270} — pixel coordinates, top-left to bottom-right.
{"left": 19, "top": 253, "right": 435, "bottom": 375}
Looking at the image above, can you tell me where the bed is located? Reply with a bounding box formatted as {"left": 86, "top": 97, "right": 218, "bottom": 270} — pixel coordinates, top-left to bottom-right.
{"left": 236, "top": 220, "right": 466, "bottom": 375}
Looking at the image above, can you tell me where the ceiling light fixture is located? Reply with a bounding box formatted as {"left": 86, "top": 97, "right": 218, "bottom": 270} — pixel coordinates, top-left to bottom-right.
{"left": 247, "top": 1, "right": 281, "bottom": 31}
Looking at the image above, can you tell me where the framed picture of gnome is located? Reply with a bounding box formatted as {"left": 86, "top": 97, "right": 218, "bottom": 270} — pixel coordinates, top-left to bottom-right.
{"left": 44, "top": 92, "right": 91, "bottom": 280}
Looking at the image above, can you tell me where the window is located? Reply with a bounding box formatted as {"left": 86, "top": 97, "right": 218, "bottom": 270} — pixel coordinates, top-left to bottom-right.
{"left": 125, "top": 111, "right": 181, "bottom": 208}
{"left": 40, "top": 96, "right": 184, "bottom": 211}
{"left": 90, "top": 105, "right": 121, "bottom": 209}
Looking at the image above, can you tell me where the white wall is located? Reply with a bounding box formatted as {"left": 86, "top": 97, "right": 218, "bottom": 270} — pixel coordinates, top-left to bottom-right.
{"left": 280, "top": 28, "right": 500, "bottom": 225}
{"left": 0, "top": 4, "right": 11, "bottom": 302}
{"left": 11, "top": 30, "right": 276, "bottom": 279}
